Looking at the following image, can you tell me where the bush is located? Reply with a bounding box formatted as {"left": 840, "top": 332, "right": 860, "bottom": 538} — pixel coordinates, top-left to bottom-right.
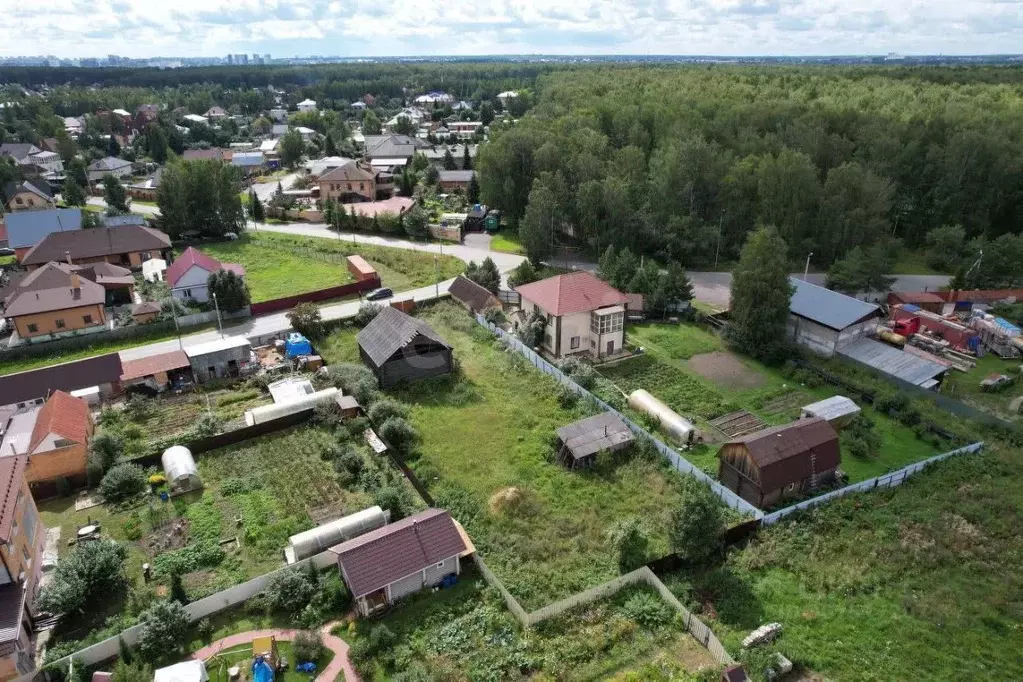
{"left": 196, "top": 618, "right": 215, "bottom": 642}
{"left": 332, "top": 446, "right": 365, "bottom": 485}
{"left": 367, "top": 398, "right": 407, "bottom": 424}
{"left": 122, "top": 512, "right": 143, "bottom": 541}
{"left": 190, "top": 412, "right": 223, "bottom": 439}
{"left": 135, "top": 600, "right": 189, "bottom": 660}
{"left": 263, "top": 568, "right": 315, "bottom": 616}
{"left": 88, "top": 430, "right": 125, "bottom": 476}
{"left": 37, "top": 540, "right": 128, "bottom": 615}
{"left": 288, "top": 302, "right": 324, "bottom": 339}
{"left": 320, "top": 363, "right": 378, "bottom": 404}
{"left": 350, "top": 624, "right": 396, "bottom": 664}
{"left": 373, "top": 485, "right": 413, "bottom": 521}
{"left": 378, "top": 416, "right": 419, "bottom": 455}
{"left": 124, "top": 394, "right": 156, "bottom": 421}
{"left": 605, "top": 519, "right": 649, "bottom": 572}
{"left": 619, "top": 591, "right": 673, "bottom": 627}
{"left": 353, "top": 303, "right": 383, "bottom": 326}
{"left": 844, "top": 414, "right": 882, "bottom": 459}
{"left": 483, "top": 307, "right": 505, "bottom": 325}
{"left": 99, "top": 463, "right": 147, "bottom": 503}
{"left": 293, "top": 630, "right": 324, "bottom": 664}
{"left": 668, "top": 478, "right": 724, "bottom": 564}
{"left": 559, "top": 357, "right": 597, "bottom": 390}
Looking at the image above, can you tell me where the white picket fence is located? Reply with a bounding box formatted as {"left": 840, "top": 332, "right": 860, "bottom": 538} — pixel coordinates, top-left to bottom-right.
{"left": 761, "top": 441, "right": 985, "bottom": 525}
{"left": 474, "top": 315, "right": 763, "bottom": 518}
{"left": 34, "top": 552, "right": 337, "bottom": 677}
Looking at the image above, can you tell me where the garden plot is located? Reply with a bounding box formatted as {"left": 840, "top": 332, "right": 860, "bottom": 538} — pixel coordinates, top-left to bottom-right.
{"left": 324, "top": 303, "right": 703, "bottom": 610}
{"left": 599, "top": 323, "right": 940, "bottom": 484}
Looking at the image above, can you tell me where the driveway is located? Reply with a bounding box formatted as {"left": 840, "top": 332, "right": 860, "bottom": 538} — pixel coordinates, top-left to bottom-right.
{"left": 86, "top": 197, "right": 160, "bottom": 216}
{"left": 250, "top": 172, "right": 300, "bottom": 202}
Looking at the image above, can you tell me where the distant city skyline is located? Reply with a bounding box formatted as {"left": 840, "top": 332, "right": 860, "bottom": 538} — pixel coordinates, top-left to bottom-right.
{"left": 2, "top": 0, "right": 1022, "bottom": 60}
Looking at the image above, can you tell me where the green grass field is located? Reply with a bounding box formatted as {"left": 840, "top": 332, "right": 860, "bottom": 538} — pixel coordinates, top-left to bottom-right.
{"left": 320, "top": 305, "right": 695, "bottom": 610}
{"left": 666, "top": 441, "right": 1023, "bottom": 681}
{"left": 488, "top": 231, "right": 525, "bottom": 254}
{"left": 0, "top": 255, "right": 15, "bottom": 267}
{"left": 940, "top": 354, "right": 1023, "bottom": 424}
{"left": 197, "top": 232, "right": 463, "bottom": 302}
{"left": 600, "top": 323, "right": 937, "bottom": 483}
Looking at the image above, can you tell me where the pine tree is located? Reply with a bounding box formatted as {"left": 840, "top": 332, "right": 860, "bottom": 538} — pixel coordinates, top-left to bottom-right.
{"left": 62, "top": 177, "right": 86, "bottom": 207}
{"left": 725, "top": 227, "right": 793, "bottom": 363}
{"left": 467, "top": 174, "right": 480, "bottom": 204}
{"left": 102, "top": 175, "right": 129, "bottom": 214}
{"left": 324, "top": 132, "right": 338, "bottom": 156}
{"left": 462, "top": 144, "right": 473, "bottom": 170}
{"left": 442, "top": 148, "right": 457, "bottom": 171}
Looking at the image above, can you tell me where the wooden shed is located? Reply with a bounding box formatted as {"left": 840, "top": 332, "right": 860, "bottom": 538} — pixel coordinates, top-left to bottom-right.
{"left": 717, "top": 417, "right": 840, "bottom": 508}
{"left": 356, "top": 306, "right": 453, "bottom": 387}
{"left": 555, "top": 412, "right": 634, "bottom": 469}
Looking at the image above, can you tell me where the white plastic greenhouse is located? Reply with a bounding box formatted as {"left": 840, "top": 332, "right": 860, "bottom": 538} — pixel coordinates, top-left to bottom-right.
{"left": 161, "top": 445, "right": 202, "bottom": 493}
{"left": 285, "top": 506, "right": 389, "bottom": 563}
{"left": 627, "top": 389, "right": 700, "bottom": 445}
{"left": 244, "top": 387, "right": 340, "bottom": 426}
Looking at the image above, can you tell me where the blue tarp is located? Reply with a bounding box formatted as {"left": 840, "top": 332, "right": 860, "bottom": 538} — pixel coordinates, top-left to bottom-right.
{"left": 285, "top": 332, "right": 313, "bottom": 358}
{"left": 994, "top": 317, "right": 1021, "bottom": 336}
{"left": 252, "top": 657, "right": 274, "bottom": 682}
{"left": 902, "top": 304, "right": 921, "bottom": 312}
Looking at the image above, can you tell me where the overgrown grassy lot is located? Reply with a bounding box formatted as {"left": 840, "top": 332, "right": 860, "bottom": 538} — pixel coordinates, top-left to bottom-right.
{"left": 196, "top": 232, "right": 463, "bottom": 302}
{"left": 340, "top": 567, "right": 717, "bottom": 681}
{"left": 488, "top": 231, "right": 525, "bottom": 254}
{"left": 665, "top": 441, "right": 1023, "bottom": 681}
{"left": 600, "top": 323, "right": 938, "bottom": 483}
{"left": 321, "top": 304, "right": 698, "bottom": 610}
{"left": 940, "top": 353, "right": 1023, "bottom": 424}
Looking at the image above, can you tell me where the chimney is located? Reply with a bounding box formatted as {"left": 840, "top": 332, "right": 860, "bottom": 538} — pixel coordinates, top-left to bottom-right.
{"left": 71, "top": 273, "right": 81, "bottom": 290}
{"left": 65, "top": 250, "right": 72, "bottom": 266}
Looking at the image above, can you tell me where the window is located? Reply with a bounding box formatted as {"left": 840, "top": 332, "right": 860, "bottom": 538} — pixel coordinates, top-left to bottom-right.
{"left": 436, "top": 561, "right": 445, "bottom": 569}
{"left": 26, "top": 324, "right": 38, "bottom": 333}
{"left": 15, "top": 197, "right": 23, "bottom": 205}
{"left": 347, "top": 183, "right": 352, "bottom": 190}
{"left": 83, "top": 314, "right": 93, "bottom": 324}
{"left": 590, "top": 311, "right": 624, "bottom": 335}
{"left": 183, "top": 289, "right": 192, "bottom": 298}
{"left": 544, "top": 333, "right": 552, "bottom": 348}
{"left": 570, "top": 336, "right": 580, "bottom": 350}
{"left": 54, "top": 319, "right": 65, "bottom": 329}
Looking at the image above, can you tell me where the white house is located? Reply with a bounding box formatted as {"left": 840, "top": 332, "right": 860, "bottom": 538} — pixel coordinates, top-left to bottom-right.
{"left": 497, "top": 91, "right": 519, "bottom": 107}
{"left": 181, "top": 114, "right": 209, "bottom": 125}
{"left": 30, "top": 151, "right": 63, "bottom": 175}
{"left": 63, "top": 116, "right": 85, "bottom": 136}
{"left": 297, "top": 99, "right": 317, "bottom": 113}
{"left": 164, "top": 246, "right": 245, "bottom": 303}
{"left": 514, "top": 271, "right": 628, "bottom": 359}
{"left": 414, "top": 92, "right": 454, "bottom": 110}
{"left": 295, "top": 126, "right": 317, "bottom": 141}
{"left": 448, "top": 121, "right": 483, "bottom": 140}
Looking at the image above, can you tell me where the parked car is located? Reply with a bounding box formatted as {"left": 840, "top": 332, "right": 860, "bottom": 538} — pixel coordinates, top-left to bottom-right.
{"left": 366, "top": 288, "right": 394, "bottom": 301}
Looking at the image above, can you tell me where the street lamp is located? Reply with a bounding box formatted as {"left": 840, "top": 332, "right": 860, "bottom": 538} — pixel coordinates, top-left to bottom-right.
{"left": 804, "top": 252, "right": 813, "bottom": 281}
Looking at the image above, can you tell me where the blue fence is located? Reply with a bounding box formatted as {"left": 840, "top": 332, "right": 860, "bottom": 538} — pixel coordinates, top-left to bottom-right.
{"left": 474, "top": 315, "right": 764, "bottom": 518}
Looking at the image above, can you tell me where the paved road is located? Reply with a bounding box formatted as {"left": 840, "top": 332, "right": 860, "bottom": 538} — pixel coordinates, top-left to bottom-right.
{"left": 250, "top": 172, "right": 300, "bottom": 201}
{"left": 86, "top": 197, "right": 160, "bottom": 216}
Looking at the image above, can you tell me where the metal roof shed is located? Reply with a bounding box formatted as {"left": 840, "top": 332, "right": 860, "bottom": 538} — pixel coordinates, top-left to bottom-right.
{"left": 838, "top": 337, "right": 949, "bottom": 389}
{"left": 800, "top": 396, "right": 860, "bottom": 430}
{"left": 556, "top": 412, "right": 634, "bottom": 468}
{"left": 788, "top": 278, "right": 881, "bottom": 331}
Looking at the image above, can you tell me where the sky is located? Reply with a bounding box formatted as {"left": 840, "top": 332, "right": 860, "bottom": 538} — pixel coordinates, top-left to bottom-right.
{"left": 4, "top": 0, "right": 1023, "bottom": 58}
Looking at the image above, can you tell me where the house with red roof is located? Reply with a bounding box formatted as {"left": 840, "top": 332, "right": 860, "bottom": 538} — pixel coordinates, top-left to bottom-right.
{"left": 0, "top": 455, "right": 45, "bottom": 680}
{"left": 514, "top": 270, "right": 628, "bottom": 359}
{"left": 329, "top": 508, "right": 467, "bottom": 616}
{"left": 0, "top": 390, "right": 94, "bottom": 492}
{"left": 165, "top": 247, "right": 245, "bottom": 304}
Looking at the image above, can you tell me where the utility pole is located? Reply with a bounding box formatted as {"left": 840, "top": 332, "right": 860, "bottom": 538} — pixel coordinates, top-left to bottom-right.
{"left": 212, "top": 292, "right": 224, "bottom": 339}
{"left": 804, "top": 252, "right": 813, "bottom": 281}
{"left": 714, "top": 218, "right": 722, "bottom": 269}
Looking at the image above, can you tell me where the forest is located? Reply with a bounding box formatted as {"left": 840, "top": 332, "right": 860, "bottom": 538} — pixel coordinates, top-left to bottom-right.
{"left": 477, "top": 65, "right": 1023, "bottom": 281}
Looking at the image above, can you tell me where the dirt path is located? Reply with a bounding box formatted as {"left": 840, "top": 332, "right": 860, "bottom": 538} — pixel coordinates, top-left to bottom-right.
{"left": 190, "top": 622, "right": 359, "bottom": 682}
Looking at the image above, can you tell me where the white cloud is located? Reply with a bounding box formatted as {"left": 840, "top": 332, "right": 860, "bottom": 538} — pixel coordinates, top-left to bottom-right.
{"left": 4, "top": 0, "right": 1022, "bottom": 57}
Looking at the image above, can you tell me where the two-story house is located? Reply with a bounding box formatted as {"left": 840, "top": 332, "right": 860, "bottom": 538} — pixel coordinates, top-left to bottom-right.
{"left": 20, "top": 225, "right": 172, "bottom": 271}
{"left": 164, "top": 247, "right": 245, "bottom": 304}
{"left": 3, "top": 182, "right": 55, "bottom": 213}
{"left": 318, "top": 162, "right": 381, "bottom": 203}
{"left": 0, "top": 456, "right": 45, "bottom": 681}
{"left": 2, "top": 263, "right": 109, "bottom": 340}
{"left": 515, "top": 271, "right": 628, "bottom": 359}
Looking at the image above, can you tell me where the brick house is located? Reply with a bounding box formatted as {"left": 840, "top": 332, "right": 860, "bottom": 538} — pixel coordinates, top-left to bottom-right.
{"left": 2, "top": 263, "right": 108, "bottom": 340}
{"left": 0, "top": 456, "right": 46, "bottom": 681}
{"left": 318, "top": 162, "right": 380, "bottom": 203}
{"left": 19, "top": 391, "right": 92, "bottom": 493}
{"left": 20, "top": 225, "right": 171, "bottom": 271}
{"left": 330, "top": 508, "right": 467, "bottom": 616}
{"left": 3, "top": 181, "right": 54, "bottom": 213}
{"left": 514, "top": 271, "right": 628, "bottom": 359}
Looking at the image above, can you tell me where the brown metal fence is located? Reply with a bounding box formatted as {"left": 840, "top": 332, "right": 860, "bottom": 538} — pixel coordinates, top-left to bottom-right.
{"left": 249, "top": 276, "right": 380, "bottom": 315}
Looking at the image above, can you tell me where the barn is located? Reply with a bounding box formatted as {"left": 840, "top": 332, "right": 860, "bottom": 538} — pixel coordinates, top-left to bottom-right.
{"left": 357, "top": 307, "right": 453, "bottom": 387}
{"left": 717, "top": 417, "right": 840, "bottom": 509}
{"left": 786, "top": 278, "right": 881, "bottom": 357}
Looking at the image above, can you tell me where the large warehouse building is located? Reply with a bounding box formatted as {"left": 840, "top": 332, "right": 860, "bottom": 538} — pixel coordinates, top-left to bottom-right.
{"left": 786, "top": 277, "right": 882, "bottom": 357}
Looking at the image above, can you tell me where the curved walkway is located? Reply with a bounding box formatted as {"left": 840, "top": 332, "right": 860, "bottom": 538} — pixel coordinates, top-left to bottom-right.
{"left": 190, "top": 623, "right": 359, "bottom": 682}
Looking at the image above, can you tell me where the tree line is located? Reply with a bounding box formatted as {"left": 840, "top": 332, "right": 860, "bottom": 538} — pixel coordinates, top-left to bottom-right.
{"left": 478, "top": 65, "right": 1023, "bottom": 281}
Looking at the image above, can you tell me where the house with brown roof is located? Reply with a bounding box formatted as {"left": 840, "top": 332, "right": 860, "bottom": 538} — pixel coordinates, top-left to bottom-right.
{"left": 2, "top": 263, "right": 108, "bottom": 340}
{"left": 13, "top": 391, "right": 92, "bottom": 492}
{"left": 448, "top": 275, "right": 500, "bottom": 314}
{"left": 20, "top": 225, "right": 171, "bottom": 270}
{"left": 514, "top": 271, "right": 628, "bottom": 360}
{"left": 204, "top": 106, "right": 229, "bottom": 119}
{"left": 329, "top": 508, "right": 467, "bottom": 616}
{"left": 0, "top": 456, "right": 45, "bottom": 680}
{"left": 318, "top": 161, "right": 382, "bottom": 203}
{"left": 0, "top": 353, "right": 123, "bottom": 411}
{"left": 717, "top": 417, "right": 840, "bottom": 509}
{"left": 120, "top": 350, "right": 191, "bottom": 393}
{"left": 165, "top": 247, "right": 245, "bottom": 304}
